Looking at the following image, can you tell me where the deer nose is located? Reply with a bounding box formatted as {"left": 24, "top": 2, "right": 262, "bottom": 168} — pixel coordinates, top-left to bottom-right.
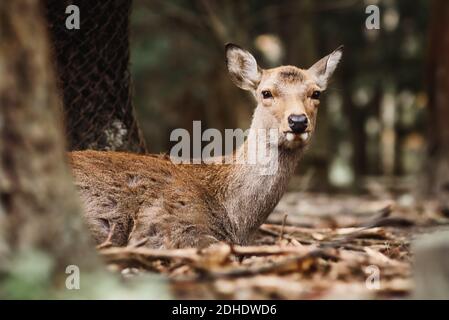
{"left": 288, "top": 114, "right": 308, "bottom": 133}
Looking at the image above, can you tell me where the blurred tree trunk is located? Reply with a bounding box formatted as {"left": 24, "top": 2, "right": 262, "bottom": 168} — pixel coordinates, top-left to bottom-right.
{"left": 340, "top": 85, "right": 366, "bottom": 191}
{"left": 426, "top": 0, "right": 449, "bottom": 209}
{"left": 278, "top": 0, "right": 317, "bottom": 67}
{"left": 0, "top": 0, "right": 101, "bottom": 298}
{"left": 0, "top": 1, "right": 167, "bottom": 299}
{"left": 413, "top": 0, "right": 449, "bottom": 299}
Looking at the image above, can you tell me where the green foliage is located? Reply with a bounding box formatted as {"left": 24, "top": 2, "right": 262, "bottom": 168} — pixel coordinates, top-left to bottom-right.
{"left": 1, "top": 250, "right": 54, "bottom": 299}
{"left": 58, "top": 272, "right": 171, "bottom": 300}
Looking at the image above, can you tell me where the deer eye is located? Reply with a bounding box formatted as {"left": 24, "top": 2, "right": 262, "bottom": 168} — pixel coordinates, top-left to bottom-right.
{"left": 262, "top": 90, "right": 273, "bottom": 99}
{"left": 311, "top": 90, "right": 321, "bottom": 100}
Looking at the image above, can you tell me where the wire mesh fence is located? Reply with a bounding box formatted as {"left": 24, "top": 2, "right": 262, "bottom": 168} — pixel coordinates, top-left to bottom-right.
{"left": 45, "top": 0, "right": 146, "bottom": 153}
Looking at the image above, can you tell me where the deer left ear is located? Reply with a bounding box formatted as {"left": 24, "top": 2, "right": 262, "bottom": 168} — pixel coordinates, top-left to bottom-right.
{"left": 225, "top": 43, "right": 262, "bottom": 91}
{"left": 308, "top": 45, "right": 343, "bottom": 90}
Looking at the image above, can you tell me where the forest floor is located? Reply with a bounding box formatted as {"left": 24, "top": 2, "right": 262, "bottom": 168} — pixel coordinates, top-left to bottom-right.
{"left": 99, "top": 191, "right": 449, "bottom": 299}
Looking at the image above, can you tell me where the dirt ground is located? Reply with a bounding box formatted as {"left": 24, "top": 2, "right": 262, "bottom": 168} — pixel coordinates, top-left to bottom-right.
{"left": 99, "top": 191, "right": 449, "bottom": 299}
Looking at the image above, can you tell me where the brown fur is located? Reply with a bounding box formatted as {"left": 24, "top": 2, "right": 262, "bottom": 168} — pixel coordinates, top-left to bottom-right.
{"left": 69, "top": 151, "right": 236, "bottom": 248}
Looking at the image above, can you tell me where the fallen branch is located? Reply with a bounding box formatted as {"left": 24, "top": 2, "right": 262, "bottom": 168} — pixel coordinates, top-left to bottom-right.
{"left": 100, "top": 243, "right": 320, "bottom": 266}
{"left": 259, "top": 225, "right": 314, "bottom": 245}
{"left": 193, "top": 249, "right": 339, "bottom": 280}
{"left": 229, "top": 244, "right": 318, "bottom": 257}
{"left": 100, "top": 246, "right": 200, "bottom": 265}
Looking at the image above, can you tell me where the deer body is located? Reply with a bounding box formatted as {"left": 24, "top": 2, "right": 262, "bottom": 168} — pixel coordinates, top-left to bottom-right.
{"left": 69, "top": 143, "right": 300, "bottom": 248}
{"left": 69, "top": 44, "right": 342, "bottom": 249}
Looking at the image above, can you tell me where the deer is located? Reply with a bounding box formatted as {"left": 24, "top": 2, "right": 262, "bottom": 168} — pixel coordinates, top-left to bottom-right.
{"left": 69, "top": 43, "right": 343, "bottom": 249}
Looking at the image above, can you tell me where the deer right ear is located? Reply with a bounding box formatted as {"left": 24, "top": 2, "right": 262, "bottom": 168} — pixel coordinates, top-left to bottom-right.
{"left": 225, "top": 43, "right": 262, "bottom": 91}
{"left": 308, "top": 45, "right": 343, "bottom": 90}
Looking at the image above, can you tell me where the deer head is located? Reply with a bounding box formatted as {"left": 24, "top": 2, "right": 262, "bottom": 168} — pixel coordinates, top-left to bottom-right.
{"left": 225, "top": 43, "right": 343, "bottom": 150}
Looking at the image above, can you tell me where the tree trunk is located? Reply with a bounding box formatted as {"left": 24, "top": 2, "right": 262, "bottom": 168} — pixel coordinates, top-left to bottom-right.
{"left": 0, "top": 0, "right": 101, "bottom": 298}
{"left": 0, "top": 0, "right": 166, "bottom": 299}
{"left": 413, "top": 0, "right": 449, "bottom": 299}
{"left": 425, "top": 0, "right": 449, "bottom": 209}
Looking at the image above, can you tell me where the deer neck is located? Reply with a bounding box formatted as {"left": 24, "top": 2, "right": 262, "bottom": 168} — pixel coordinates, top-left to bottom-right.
{"left": 221, "top": 107, "right": 303, "bottom": 244}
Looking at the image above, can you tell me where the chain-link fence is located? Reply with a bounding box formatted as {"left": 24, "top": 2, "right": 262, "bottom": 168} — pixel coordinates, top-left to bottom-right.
{"left": 45, "top": 0, "right": 146, "bottom": 153}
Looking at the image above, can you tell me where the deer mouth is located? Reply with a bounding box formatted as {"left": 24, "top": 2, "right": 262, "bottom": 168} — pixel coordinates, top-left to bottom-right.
{"left": 284, "top": 131, "right": 310, "bottom": 143}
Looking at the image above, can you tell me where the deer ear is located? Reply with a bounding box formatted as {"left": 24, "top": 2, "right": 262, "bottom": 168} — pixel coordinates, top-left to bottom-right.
{"left": 308, "top": 45, "right": 343, "bottom": 90}
{"left": 225, "top": 43, "right": 262, "bottom": 91}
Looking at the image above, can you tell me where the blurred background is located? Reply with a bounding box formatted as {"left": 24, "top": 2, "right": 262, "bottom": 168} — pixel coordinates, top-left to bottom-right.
{"left": 129, "top": 0, "right": 433, "bottom": 193}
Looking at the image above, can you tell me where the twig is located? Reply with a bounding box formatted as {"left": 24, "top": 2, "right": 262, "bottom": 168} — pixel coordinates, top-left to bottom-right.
{"left": 230, "top": 244, "right": 317, "bottom": 257}
{"left": 100, "top": 246, "right": 200, "bottom": 264}
{"left": 262, "top": 223, "right": 328, "bottom": 235}
{"left": 129, "top": 237, "right": 149, "bottom": 248}
{"left": 259, "top": 224, "right": 314, "bottom": 244}
{"left": 353, "top": 205, "right": 413, "bottom": 228}
{"left": 96, "top": 222, "right": 117, "bottom": 249}
{"left": 362, "top": 217, "right": 415, "bottom": 228}
{"left": 278, "top": 214, "right": 288, "bottom": 242}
